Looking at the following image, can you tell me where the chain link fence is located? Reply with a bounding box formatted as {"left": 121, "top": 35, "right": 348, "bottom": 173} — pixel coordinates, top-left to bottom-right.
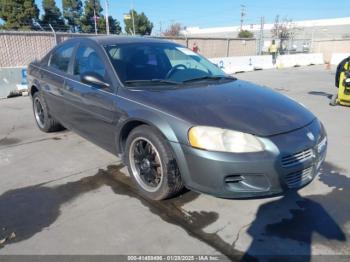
{"left": 1, "top": 30, "right": 350, "bottom": 68}
{"left": 0, "top": 31, "right": 258, "bottom": 67}
{"left": 256, "top": 37, "right": 312, "bottom": 55}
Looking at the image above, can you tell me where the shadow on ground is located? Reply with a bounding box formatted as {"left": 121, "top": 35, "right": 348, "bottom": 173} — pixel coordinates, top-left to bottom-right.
{"left": 243, "top": 162, "right": 349, "bottom": 261}
{"left": 0, "top": 164, "right": 243, "bottom": 260}
{"left": 0, "top": 162, "right": 348, "bottom": 260}
{"left": 308, "top": 91, "right": 333, "bottom": 99}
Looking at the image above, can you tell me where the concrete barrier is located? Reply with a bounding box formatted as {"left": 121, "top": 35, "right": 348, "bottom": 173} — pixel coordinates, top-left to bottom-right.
{"left": 210, "top": 55, "right": 274, "bottom": 74}
{"left": 0, "top": 67, "right": 27, "bottom": 98}
{"left": 330, "top": 53, "right": 350, "bottom": 65}
{"left": 210, "top": 57, "right": 252, "bottom": 74}
{"left": 250, "top": 56, "right": 275, "bottom": 70}
{"left": 276, "top": 55, "right": 296, "bottom": 68}
{"left": 210, "top": 53, "right": 323, "bottom": 74}
{"left": 276, "top": 53, "right": 324, "bottom": 68}
{"left": 296, "top": 53, "right": 324, "bottom": 66}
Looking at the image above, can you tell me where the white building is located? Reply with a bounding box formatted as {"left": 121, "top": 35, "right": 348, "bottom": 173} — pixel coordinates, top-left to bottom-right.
{"left": 181, "top": 17, "right": 350, "bottom": 40}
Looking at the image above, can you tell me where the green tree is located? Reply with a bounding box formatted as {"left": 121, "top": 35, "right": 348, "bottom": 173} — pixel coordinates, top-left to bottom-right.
{"left": 0, "top": 0, "right": 39, "bottom": 30}
{"left": 41, "top": 0, "right": 66, "bottom": 31}
{"left": 80, "top": 0, "right": 102, "bottom": 33}
{"left": 124, "top": 9, "right": 153, "bottom": 35}
{"left": 238, "top": 30, "right": 254, "bottom": 38}
{"left": 98, "top": 16, "right": 121, "bottom": 34}
{"left": 62, "top": 0, "right": 83, "bottom": 32}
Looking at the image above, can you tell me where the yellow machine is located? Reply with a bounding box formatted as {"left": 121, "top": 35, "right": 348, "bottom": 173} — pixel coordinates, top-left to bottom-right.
{"left": 330, "top": 57, "right": 350, "bottom": 106}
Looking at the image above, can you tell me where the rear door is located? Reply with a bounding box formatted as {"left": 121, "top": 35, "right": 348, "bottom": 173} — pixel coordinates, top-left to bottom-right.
{"left": 41, "top": 43, "right": 76, "bottom": 122}
{"left": 63, "top": 42, "right": 118, "bottom": 153}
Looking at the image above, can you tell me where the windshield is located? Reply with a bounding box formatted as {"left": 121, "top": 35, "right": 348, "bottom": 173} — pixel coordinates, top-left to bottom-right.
{"left": 104, "top": 42, "right": 231, "bottom": 87}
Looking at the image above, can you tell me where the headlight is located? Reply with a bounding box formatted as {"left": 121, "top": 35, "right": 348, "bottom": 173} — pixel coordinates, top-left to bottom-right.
{"left": 188, "top": 126, "right": 264, "bottom": 153}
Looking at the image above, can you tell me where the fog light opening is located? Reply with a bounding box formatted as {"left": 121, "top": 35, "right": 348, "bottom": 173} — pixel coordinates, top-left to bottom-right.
{"left": 225, "top": 175, "right": 244, "bottom": 183}
{"left": 224, "top": 174, "right": 271, "bottom": 192}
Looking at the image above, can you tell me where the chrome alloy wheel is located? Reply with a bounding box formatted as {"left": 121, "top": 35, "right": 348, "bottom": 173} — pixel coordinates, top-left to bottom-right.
{"left": 34, "top": 97, "right": 45, "bottom": 128}
{"left": 129, "top": 137, "right": 163, "bottom": 192}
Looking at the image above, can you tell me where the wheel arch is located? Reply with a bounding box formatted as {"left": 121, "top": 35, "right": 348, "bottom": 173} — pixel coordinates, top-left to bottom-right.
{"left": 117, "top": 118, "right": 174, "bottom": 155}
{"left": 29, "top": 78, "right": 42, "bottom": 97}
{"left": 117, "top": 119, "right": 147, "bottom": 155}
{"left": 115, "top": 107, "right": 187, "bottom": 156}
{"left": 30, "top": 85, "right": 39, "bottom": 97}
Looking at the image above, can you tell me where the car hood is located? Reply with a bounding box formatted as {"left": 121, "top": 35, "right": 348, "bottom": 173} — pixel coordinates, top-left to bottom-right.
{"left": 126, "top": 80, "right": 316, "bottom": 137}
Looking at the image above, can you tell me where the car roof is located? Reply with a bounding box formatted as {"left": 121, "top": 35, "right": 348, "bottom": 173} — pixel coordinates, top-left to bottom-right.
{"left": 64, "top": 36, "right": 180, "bottom": 46}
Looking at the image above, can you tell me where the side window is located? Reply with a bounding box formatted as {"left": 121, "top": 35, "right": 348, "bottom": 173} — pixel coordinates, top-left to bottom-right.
{"left": 108, "top": 47, "right": 121, "bottom": 60}
{"left": 74, "top": 45, "right": 106, "bottom": 79}
{"left": 49, "top": 44, "right": 74, "bottom": 73}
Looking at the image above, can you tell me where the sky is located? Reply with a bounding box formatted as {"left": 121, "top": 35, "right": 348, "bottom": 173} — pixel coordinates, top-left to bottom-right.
{"left": 35, "top": 0, "right": 350, "bottom": 33}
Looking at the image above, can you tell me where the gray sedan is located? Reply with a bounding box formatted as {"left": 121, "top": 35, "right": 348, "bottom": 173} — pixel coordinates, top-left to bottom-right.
{"left": 27, "top": 36, "right": 327, "bottom": 200}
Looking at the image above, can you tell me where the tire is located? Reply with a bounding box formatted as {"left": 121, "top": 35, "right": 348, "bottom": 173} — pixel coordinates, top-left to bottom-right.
{"left": 125, "top": 125, "right": 184, "bottom": 200}
{"left": 32, "top": 92, "right": 64, "bottom": 132}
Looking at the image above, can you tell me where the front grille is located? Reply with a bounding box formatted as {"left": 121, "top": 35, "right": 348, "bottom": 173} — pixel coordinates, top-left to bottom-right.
{"left": 285, "top": 167, "right": 313, "bottom": 188}
{"left": 281, "top": 148, "right": 313, "bottom": 167}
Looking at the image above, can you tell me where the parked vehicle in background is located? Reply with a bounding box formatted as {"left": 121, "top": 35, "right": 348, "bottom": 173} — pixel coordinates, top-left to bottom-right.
{"left": 27, "top": 36, "right": 327, "bottom": 200}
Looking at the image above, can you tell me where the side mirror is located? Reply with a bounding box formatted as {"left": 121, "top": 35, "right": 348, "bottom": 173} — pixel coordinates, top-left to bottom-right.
{"left": 81, "top": 72, "right": 110, "bottom": 88}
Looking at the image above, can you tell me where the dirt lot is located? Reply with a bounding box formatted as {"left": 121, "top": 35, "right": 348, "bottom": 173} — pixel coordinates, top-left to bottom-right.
{"left": 0, "top": 66, "right": 349, "bottom": 260}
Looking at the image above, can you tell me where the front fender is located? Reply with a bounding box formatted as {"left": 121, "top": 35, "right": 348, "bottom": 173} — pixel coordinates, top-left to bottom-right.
{"left": 113, "top": 96, "right": 195, "bottom": 186}
{"left": 115, "top": 105, "right": 191, "bottom": 151}
{"left": 115, "top": 86, "right": 195, "bottom": 145}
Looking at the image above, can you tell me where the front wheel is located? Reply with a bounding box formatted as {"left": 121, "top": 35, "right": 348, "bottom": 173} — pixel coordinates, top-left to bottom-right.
{"left": 125, "top": 125, "right": 184, "bottom": 200}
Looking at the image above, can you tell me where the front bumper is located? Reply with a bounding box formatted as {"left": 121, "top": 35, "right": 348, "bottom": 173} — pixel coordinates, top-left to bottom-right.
{"left": 171, "top": 120, "right": 327, "bottom": 198}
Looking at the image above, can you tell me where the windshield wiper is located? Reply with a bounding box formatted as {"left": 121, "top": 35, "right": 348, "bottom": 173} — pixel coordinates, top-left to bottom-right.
{"left": 183, "top": 75, "right": 237, "bottom": 83}
{"left": 124, "top": 76, "right": 236, "bottom": 86}
{"left": 124, "top": 79, "right": 182, "bottom": 85}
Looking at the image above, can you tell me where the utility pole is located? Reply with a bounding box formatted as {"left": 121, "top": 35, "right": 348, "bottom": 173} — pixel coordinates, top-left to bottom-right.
{"left": 275, "top": 15, "right": 280, "bottom": 39}
{"left": 93, "top": 0, "right": 98, "bottom": 34}
{"left": 105, "top": 0, "right": 110, "bottom": 35}
{"left": 94, "top": 9, "right": 98, "bottom": 34}
{"left": 240, "top": 5, "right": 246, "bottom": 31}
{"left": 131, "top": 1, "right": 136, "bottom": 35}
{"left": 259, "top": 16, "right": 265, "bottom": 55}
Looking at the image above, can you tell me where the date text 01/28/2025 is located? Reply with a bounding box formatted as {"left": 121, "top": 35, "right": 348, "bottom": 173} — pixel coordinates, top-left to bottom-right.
{"left": 127, "top": 255, "right": 220, "bottom": 261}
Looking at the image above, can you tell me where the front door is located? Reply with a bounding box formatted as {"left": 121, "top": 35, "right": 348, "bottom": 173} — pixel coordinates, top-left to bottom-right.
{"left": 63, "top": 43, "right": 118, "bottom": 154}
{"left": 42, "top": 43, "right": 75, "bottom": 122}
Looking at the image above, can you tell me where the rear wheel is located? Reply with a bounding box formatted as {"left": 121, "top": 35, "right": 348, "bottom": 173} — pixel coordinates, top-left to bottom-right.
{"left": 32, "top": 92, "right": 64, "bottom": 132}
{"left": 125, "top": 125, "right": 184, "bottom": 200}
